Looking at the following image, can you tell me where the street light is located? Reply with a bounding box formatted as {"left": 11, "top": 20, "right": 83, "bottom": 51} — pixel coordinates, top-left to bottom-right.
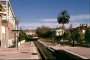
{"left": 13, "top": 19, "right": 19, "bottom": 50}
{"left": 12, "top": 30, "right": 20, "bottom": 50}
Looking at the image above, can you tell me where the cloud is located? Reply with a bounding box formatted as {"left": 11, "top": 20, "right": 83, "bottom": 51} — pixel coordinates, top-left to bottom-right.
{"left": 19, "top": 22, "right": 80, "bottom": 29}
{"left": 40, "top": 14, "right": 90, "bottom": 22}
{"left": 70, "top": 14, "right": 90, "bottom": 20}
{"left": 41, "top": 19, "right": 57, "bottom": 22}
{"left": 19, "top": 14, "right": 90, "bottom": 29}
{"left": 19, "top": 22, "right": 59, "bottom": 29}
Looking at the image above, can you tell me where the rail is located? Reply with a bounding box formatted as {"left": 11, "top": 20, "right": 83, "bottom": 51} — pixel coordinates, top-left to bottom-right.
{"left": 34, "top": 41, "right": 83, "bottom": 60}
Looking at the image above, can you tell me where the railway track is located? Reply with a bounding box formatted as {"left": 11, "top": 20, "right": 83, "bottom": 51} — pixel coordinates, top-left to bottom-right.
{"left": 34, "top": 41, "right": 57, "bottom": 60}
{"left": 34, "top": 41, "right": 83, "bottom": 60}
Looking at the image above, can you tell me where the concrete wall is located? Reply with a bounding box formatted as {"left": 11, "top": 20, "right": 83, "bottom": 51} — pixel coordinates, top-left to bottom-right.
{"left": 0, "top": 18, "right": 1, "bottom": 41}
{"left": 1, "top": 26, "right": 7, "bottom": 48}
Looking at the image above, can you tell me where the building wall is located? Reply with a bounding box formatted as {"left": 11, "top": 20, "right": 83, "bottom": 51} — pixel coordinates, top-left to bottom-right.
{"left": 56, "top": 29, "right": 64, "bottom": 36}
{"left": 0, "top": 0, "right": 17, "bottom": 47}
{"left": 0, "top": 16, "right": 2, "bottom": 41}
{"left": 0, "top": 2, "right": 3, "bottom": 41}
{"left": 1, "top": 26, "right": 7, "bottom": 48}
{"left": 0, "top": 23, "right": 1, "bottom": 41}
{"left": 1, "top": 26, "right": 6, "bottom": 40}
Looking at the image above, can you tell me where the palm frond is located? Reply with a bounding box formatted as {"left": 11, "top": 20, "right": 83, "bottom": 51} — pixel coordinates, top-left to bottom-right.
{"left": 57, "top": 10, "right": 70, "bottom": 24}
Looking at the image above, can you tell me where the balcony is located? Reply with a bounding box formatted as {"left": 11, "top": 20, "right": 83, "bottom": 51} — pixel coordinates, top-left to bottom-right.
{"left": 1, "top": 20, "right": 16, "bottom": 30}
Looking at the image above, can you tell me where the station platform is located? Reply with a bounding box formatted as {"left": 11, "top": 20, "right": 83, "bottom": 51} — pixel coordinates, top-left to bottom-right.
{"left": 0, "top": 41, "right": 40, "bottom": 60}
{"left": 38, "top": 39, "right": 90, "bottom": 59}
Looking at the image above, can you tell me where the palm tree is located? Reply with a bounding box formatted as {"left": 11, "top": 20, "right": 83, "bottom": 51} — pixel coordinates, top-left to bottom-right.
{"left": 57, "top": 10, "right": 70, "bottom": 35}
{"left": 57, "top": 10, "right": 70, "bottom": 27}
{"left": 57, "top": 10, "right": 70, "bottom": 45}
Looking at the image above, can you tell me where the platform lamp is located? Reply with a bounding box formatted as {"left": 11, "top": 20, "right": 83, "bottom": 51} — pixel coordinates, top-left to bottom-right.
{"left": 12, "top": 20, "right": 20, "bottom": 50}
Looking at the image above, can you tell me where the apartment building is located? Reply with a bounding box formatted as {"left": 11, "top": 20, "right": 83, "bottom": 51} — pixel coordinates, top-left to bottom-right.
{"left": 0, "top": 0, "right": 18, "bottom": 48}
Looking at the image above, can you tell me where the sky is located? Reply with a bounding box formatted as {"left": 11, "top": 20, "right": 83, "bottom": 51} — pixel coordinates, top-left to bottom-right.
{"left": 10, "top": 0, "right": 90, "bottom": 30}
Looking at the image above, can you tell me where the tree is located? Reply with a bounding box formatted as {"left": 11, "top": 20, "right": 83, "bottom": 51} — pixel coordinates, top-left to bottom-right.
{"left": 76, "top": 28, "right": 84, "bottom": 44}
{"left": 71, "top": 29, "right": 77, "bottom": 47}
{"left": 36, "top": 26, "right": 52, "bottom": 38}
{"left": 57, "top": 10, "right": 70, "bottom": 27}
{"left": 85, "top": 28, "right": 90, "bottom": 44}
{"left": 66, "top": 30, "right": 72, "bottom": 42}
{"left": 18, "top": 29, "right": 26, "bottom": 42}
{"left": 57, "top": 10, "right": 70, "bottom": 41}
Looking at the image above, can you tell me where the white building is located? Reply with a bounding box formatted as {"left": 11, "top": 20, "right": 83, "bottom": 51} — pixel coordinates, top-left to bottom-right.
{"left": 55, "top": 27, "right": 64, "bottom": 36}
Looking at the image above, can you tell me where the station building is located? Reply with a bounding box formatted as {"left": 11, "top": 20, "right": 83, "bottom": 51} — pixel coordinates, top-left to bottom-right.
{"left": 0, "top": 0, "right": 18, "bottom": 48}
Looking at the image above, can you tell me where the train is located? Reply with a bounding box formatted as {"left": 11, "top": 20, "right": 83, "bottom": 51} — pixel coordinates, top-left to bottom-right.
{"left": 27, "top": 34, "right": 39, "bottom": 41}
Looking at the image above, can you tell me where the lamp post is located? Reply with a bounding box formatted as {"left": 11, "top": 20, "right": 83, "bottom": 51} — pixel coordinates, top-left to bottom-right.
{"left": 12, "top": 20, "right": 19, "bottom": 50}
